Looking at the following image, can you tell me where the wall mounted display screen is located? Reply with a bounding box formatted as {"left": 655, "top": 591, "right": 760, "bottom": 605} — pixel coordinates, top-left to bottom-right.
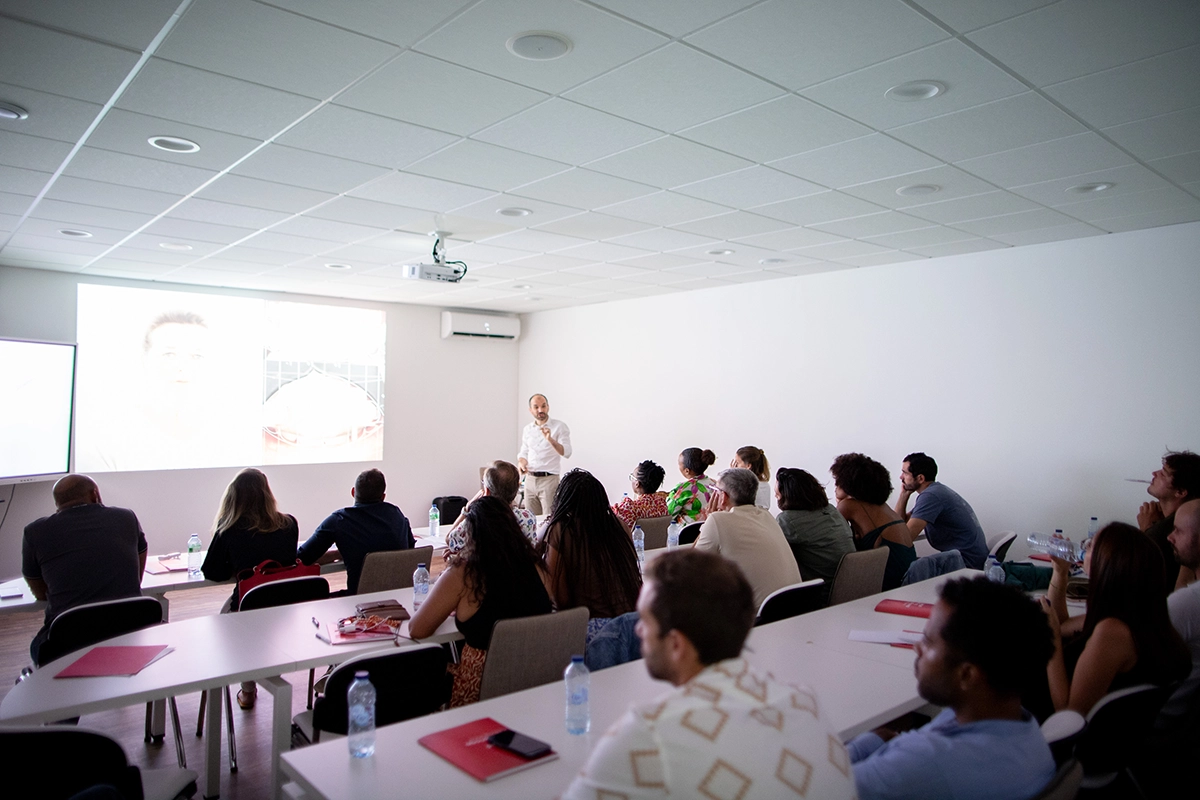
{"left": 75, "top": 284, "right": 386, "bottom": 473}
{"left": 0, "top": 339, "right": 77, "bottom": 483}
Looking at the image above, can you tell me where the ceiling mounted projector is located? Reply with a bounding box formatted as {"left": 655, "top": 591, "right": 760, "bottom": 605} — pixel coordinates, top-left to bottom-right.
{"left": 402, "top": 232, "right": 467, "bottom": 283}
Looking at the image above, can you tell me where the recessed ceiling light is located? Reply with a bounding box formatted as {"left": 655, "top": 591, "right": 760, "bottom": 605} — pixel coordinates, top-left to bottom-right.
{"left": 708, "top": 248, "right": 735, "bottom": 256}
{"left": 759, "top": 258, "right": 788, "bottom": 265}
{"left": 896, "top": 183, "right": 942, "bottom": 197}
{"left": 159, "top": 242, "right": 193, "bottom": 251}
{"left": 58, "top": 229, "right": 92, "bottom": 238}
{"left": 1066, "top": 182, "right": 1115, "bottom": 194}
{"left": 497, "top": 207, "right": 533, "bottom": 217}
{"left": 512, "top": 284, "right": 533, "bottom": 290}
{"left": 324, "top": 263, "right": 353, "bottom": 271}
{"left": 506, "top": 31, "right": 572, "bottom": 60}
{"left": 0, "top": 101, "right": 29, "bottom": 120}
{"left": 885, "top": 80, "right": 945, "bottom": 102}
{"left": 148, "top": 135, "right": 200, "bottom": 153}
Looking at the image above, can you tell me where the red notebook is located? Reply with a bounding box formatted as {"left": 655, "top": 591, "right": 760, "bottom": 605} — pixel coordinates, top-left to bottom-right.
{"left": 56, "top": 645, "right": 171, "bottom": 678}
{"left": 874, "top": 599, "right": 934, "bottom": 618}
{"left": 419, "top": 717, "right": 558, "bottom": 782}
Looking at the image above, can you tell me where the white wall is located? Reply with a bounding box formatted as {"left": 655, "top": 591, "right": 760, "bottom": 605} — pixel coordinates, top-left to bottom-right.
{"left": 517, "top": 222, "right": 1200, "bottom": 558}
{"left": 0, "top": 266, "right": 519, "bottom": 576}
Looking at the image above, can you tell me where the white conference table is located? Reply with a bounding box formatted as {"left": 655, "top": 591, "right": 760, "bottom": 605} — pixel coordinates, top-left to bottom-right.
{"left": 0, "top": 586, "right": 459, "bottom": 800}
{"left": 279, "top": 571, "right": 979, "bottom": 800}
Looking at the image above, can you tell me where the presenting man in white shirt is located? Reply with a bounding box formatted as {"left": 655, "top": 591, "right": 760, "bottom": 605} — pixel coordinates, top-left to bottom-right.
{"left": 516, "top": 393, "right": 572, "bottom": 515}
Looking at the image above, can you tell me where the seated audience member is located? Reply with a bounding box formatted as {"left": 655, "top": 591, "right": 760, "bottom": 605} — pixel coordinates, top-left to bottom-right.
{"left": 22, "top": 474, "right": 148, "bottom": 662}
{"left": 775, "top": 467, "right": 855, "bottom": 605}
{"left": 665, "top": 447, "right": 716, "bottom": 522}
{"left": 849, "top": 577, "right": 1056, "bottom": 800}
{"left": 564, "top": 550, "right": 855, "bottom": 800}
{"left": 831, "top": 453, "right": 917, "bottom": 591}
{"left": 1039, "top": 522, "right": 1190, "bottom": 719}
{"left": 447, "top": 460, "right": 538, "bottom": 550}
{"left": 297, "top": 468, "right": 414, "bottom": 595}
{"left": 612, "top": 459, "right": 669, "bottom": 532}
{"left": 893, "top": 452, "right": 989, "bottom": 570}
{"left": 731, "top": 445, "right": 771, "bottom": 509}
{"left": 1138, "top": 449, "right": 1200, "bottom": 591}
{"left": 201, "top": 468, "right": 299, "bottom": 709}
{"left": 409, "top": 496, "right": 552, "bottom": 706}
{"left": 1159, "top": 498, "right": 1200, "bottom": 728}
{"left": 543, "top": 470, "right": 642, "bottom": 639}
{"left": 694, "top": 468, "right": 801, "bottom": 608}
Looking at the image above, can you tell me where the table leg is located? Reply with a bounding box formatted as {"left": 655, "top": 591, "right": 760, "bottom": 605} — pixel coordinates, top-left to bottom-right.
{"left": 150, "top": 698, "right": 166, "bottom": 741}
{"left": 258, "top": 675, "right": 293, "bottom": 800}
{"left": 204, "top": 687, "right": 222, "bottom": 799}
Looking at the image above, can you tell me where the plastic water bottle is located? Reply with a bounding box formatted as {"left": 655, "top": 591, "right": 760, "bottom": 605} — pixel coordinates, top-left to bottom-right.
{"left": 347, "top": 671, "right": 376, "bottom": 758}
{"left": 186, "top": 533, "right": 202, "bottom": 579}
{"left": 667, "top": 520, "right": 681, "bottom": 550}
{"left": 632, "top": 524, "right": 645, "bottom": 567}
{"left": 413, "top": 563, "right": 430, "bottom": 610}
{"left": 1027, "top": 532, "right": 1080, "bottom": 562}
{"left": 564, "top": 655, "right": 590, "bottom": 735}
{"left": 428, "top": 504, "right": 440, "bottom": 539}
{"left": 985, "top": 555, "right": 1005, "bottom": 583}
{"left": 1086, "top": 517, "right": 1100, "bottom": 542}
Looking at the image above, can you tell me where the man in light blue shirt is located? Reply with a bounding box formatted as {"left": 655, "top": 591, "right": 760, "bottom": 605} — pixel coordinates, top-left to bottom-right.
{"left": 849, "top": 577, "right": 1057, "bottom": 800}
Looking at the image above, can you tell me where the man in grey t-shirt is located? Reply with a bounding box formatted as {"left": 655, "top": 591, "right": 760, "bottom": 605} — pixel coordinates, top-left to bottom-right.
{"left": 894, "top": 453, "right": 989, "bottom": 569}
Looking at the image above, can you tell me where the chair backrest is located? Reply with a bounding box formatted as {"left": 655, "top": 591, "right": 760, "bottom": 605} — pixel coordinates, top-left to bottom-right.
{"left": 237, "top": 575, "right": 330, "bottom": 611}
{"left": 1032, "top": 759, "right": 1083, "bottom": 800}
{"left": 357, "top": 546, "right": 435, "bottom": 594}
{"left": 38, "top": 595, "right": 164, "bottom": 667}
{"left": 755, "top": 579, "right": 825, "bottom": 626}
{"left": 635, "top": 516, "right": 670, "bottom": 550}
{"left": 311, "top": 644, "right": 449, "bottom": 736}
{"left": 988, "top": 531, "right": 1018, "bottom": 562}
{"left": 433, "top": 495, "right": 468, "bottom": 523}
{"left": 828, "top": 548, "right": 890, "bottom": 605}
{"left": 678, "top": 521, "right": 703, "bottom": 546}
{"left": 901, "top": 549, "right": 965, "bottom": 586}
{"left": 0, "top": 726, "right": 144, "bottom": 799}
{"left": 1041, "top": 710, "right": 1087, "bottom": 766}
{"left": 1077, "top": 683, "right": 1173, "bottom": 775}
{"left": 479, "top": 607, "right": 588, "bottom": 701}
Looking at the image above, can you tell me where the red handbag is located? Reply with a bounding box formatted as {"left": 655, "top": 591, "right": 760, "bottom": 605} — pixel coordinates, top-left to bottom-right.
{"left": 234, "top": 559, "right": 320, "bottom": 607}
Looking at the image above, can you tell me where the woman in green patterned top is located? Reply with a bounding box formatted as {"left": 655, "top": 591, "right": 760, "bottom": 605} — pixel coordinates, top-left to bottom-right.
{"left": 665, "top": 447, "right": 717, "bottom": 522}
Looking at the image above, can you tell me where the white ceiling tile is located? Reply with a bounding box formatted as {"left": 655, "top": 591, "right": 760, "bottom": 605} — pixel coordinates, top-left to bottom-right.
{"left": 955, "top": 133, "right": 1136, "bottom": 188}
{"left": 677, "top": 166, "right": 824, "bottom": 207}
{"left": 608, "top": 227, "right": 720, "bottom": 252}
{"left": 904, "top": 191, "right": 1042, "bottom": 224}
{"left": 665, "top": 261, "right": 758, "bottom": 279}
{"left": 616, "top": 263, "right": 698, "bottom": 282}
{"left": 496, "top": 269, "right": 599, "bottom": 287}
{"left": 802, "top": 40, "right": 1026, "bottom": 130}
{"left": 562, "top": 262, "right": 654, "bottom": 279}
{"left": 889, "top": 93, "right": 1086, "bottom": 162}
{"left": 336, "top": 52, "right": 547, "bottom": 136}
{"left": 599, "top": 191, "right": 732, "bottom": 227}
{"left": 169, "top": 197, "right": 291, "bottom": 230}
{"left": 83, "top": 261, "right": 179, "bottom": 278}
{"left": 406, "top": 140, "right": 567, "bottom": 192}
{"left": 989, "top": 222, "right": 1108, "bottom": 247}
{"left": 230, "top": 144, "right": 389, "bottom": 194}
{"left": 2, "top": 0, "right": 182, "bottom": 50}
{"left": 841, "top": 165, "right": 998, "bottom": 209}
{"left": 414, "top": 0, "right": 668, "bottom": 95}
{"left": 553, "top": 240, "right": 649, "bottom": 263}
{"left": 158, "top": 0, "right": 398, "bottom": 98}
{"left": 909, "top": 0, "right": 1057, "bottom": 33}
{"left": 565, "top": 43, "right": 782, "bottom": 132}
{"left": 861, "top": 225, "right": 976, "bottom": 250}
{"left": 791, "top": 239, "right": 893, "bottom": 260}
{"left": 671, "top": 211, "right": 790, "bottom": 240}
{"left": 906, "top": 238, "right": 1008, "bottom": 258}
{"left": 479, "top": 229, "right": 591, "bottom": 253}
{"left": 837, "top": 250, "right": 923, "bottom": 268}
{"left": 512, "top": 168, "right": 657, "bottom": 208}
{"left": 0, "top": 192, "right": 33, "bottom": 215}
{"left": 535, "top": 212, "right": 654, "bottom": 240}
{"left": 809, "top": 211, "right": 932, "bottom": 238}
{"left": 952, "top": 208, "right": 1077, "bottom": 236}
{"left": 1090, "top": 204, "right": 1200, "bottom": 232}
{"left": 1102, "top": 106, "right": 1200, "bottom": 161}
{"left": 1149, "top": 151, "right": 1200, "bottom": 185}
{"left": 753, "top": 191, "right": 887, "bottom": 225}
{"left": 276, "top": 105, "right": 456, "bottom": 169}
{"left": 0, "top": 18, "right": 138, "bottom": 103}
{"left": 474, "top": 99, "right": 660, "bottom": 163}
{"left": 196, "top": 174, "right": 335, "bottom": 214}
{"left": 1056, "top": 186, "right": 1200, "bottom": 222}
{"left": 967, "top": 0, "right": 1200, "bottom": 86}
{"left": 689, "top": 0, "right": 946, "bottom": 89}
{"left": 28, "top": 199, "right": 154, "bottom": 231}
{"left": 1044, "top": 45, "right": 1200, "bottom": 128}
{"left": 1010, "top": 163, "right": 1174, "bottom": 206}
{"left": 46, "top": 176, "right": 178, "bottom": 215}
{"left": 0, "top": 82, "right": 101, "bottom": 143}
{"left": 589, "top": 0, "right": 758, "bottom": 37}
{"left": 392, "top": 211, "right": 514, "bottom": 241}
{"left": 450, "top": 193, "right": 583, "bottom": 226}
{"left": 718, "top": 268, "right": 797, "bottom": 284}
{"left": 84, "top": 108, "right": 264, "bottom": 173}
{"left": 0, "top": 164, "right": 52, "bottom": 196}
{"left": 467, "top": 262, "right": 549, "bottom": 280}
{"left": 143, "top": 216, "right": 256, "bottom": 245}
{"left": 206, "top": 245, "right": 299, "bottom": 267}
{"left": 237, "top": 231, "right": 340, "bottom": 256}
{"left": 765, "top": 262, "right": 848, "bottom": 277}
{"left": 348, "top": 172, "right": 493, "bottom": 213}
{"left": 118, "top": 232, "right": 225, "bottom": 257}
{"left": 670, "top": 276, "right": 735, "bottom": 292}
{"left": 588, "top": 137, "right": 752, "bottom": 188}
{"left": 730, "top": 227, "right": 845, "bottom": 250}
{"left": 359, "top": 231, "right": 440, "bottom": 257}
{"left": 267, "top": 216, "right": 388, "bottom": 243}
{"left": 119, "top": 59, "right": 320, "bottom": 140}
{"left": 667, "top": 241, "right": 787, "bottom": 269}
{"left": 303, "top": 196, "right": 425, "bottom": 229}
{"left": 306, "top": 242, "right": 398, "bottom": 266}
{"left": 448, "top": 242, "right": 537, "bottom": 263}
{"left": 6, "top": 231, "right": 109, "bottom": 257}
{"left": 256, "top": 0, "right": 472, "bottom": 47}
{"left": 64, "top": 147, "right": 217, "bottom": 194}
{"left": 769, "top": 134, "right": 942, "bottom": 188}
{"left": 0, "top": 247, "right": 90, "bottom": 268}
{"left": 507, "top": 253, "right": 595, "bottom": 271}
{"left": 0, "top": 130, "right": 71, "bottom": 173}
{"left": 679, "top": 95, "right": 870, "bottom": 163}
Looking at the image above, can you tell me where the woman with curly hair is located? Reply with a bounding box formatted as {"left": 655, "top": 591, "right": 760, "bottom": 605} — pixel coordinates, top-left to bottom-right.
{"left": 612, "top": 459, "right": 669, "bottom": 532}
{"left": 829, "top": 453, "right": 916, "bottom": 591}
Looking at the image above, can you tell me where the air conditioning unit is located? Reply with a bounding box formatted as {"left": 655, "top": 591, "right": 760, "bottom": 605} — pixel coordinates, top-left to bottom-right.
{"left": 440, "top": 311, "right": 520, "bottom": 340}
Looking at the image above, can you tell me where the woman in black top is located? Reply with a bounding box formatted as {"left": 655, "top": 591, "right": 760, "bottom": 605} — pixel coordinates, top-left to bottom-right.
{"left": 201, "top": 468, "right": 298, "bottom": 708}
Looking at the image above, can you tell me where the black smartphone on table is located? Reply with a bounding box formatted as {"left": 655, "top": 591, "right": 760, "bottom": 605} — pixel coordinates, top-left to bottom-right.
{"left": 486, "top": 729, "right": 552, "bottom": 759}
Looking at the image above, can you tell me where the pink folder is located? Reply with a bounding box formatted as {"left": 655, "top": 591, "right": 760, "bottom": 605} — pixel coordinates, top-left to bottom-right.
{"left": 55, "top": 645, "right": 170, "bottom": 678}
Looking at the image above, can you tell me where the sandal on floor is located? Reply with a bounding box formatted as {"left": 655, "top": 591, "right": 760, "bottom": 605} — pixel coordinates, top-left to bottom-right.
{"left": 236, "top": 689, "right": 257, "bottom": 710}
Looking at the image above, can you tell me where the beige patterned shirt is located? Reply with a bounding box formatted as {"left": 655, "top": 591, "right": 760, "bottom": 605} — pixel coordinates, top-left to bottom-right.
{"left": 563, "top": 657, "right": 857, "bottom": 800}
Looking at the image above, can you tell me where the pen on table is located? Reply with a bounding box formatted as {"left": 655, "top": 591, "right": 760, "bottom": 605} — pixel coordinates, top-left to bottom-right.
{"left": 311, "top": 616, "right": 320, "bottom": 629}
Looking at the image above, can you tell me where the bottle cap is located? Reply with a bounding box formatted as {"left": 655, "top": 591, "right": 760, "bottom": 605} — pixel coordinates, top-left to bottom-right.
{"left": 571, "top": 655, "right": 583, "bottom": 663}
{"left": 417, "top": 563, "right": 426, "bottom": 569}
{"left": 355, "top": 670, "right": 368, "bottom": 678}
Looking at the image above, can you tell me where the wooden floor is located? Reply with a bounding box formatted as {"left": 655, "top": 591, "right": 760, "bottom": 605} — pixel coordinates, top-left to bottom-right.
{"left": 0, "top": 571, "right": 351, "bottom": 800}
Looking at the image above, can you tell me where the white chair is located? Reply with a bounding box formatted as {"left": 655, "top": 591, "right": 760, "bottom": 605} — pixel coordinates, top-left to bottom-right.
{"left": 987, "top": 531, "right": 1018, "bottom": 562}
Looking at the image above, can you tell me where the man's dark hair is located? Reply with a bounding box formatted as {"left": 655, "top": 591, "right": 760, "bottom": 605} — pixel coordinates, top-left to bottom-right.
{"left": 143, "top": 310, "right": 206, "bottom": 352}
{"left": 645, "top": 550, "right": 755, "bottom": 664}
{"left": 829, "top": 453, "right": 893, "bottom": 505}
{"left": 484, "top": 460, "right": 521, "bottom": 504}
{"left": 1163, "top": 450, "right": 1200, "bottom": 499}
{"left": 528, "top": 393, "right": 547, "bottom": 406}
{"left": 904, "top": 452, "right": 938, "bottom": 483}
{"left": 634, "top": 460, "right": 666, "bottom": 494}
{"left": 354, "top": 469, "right": 386, "bottom": 503}
{"left": 776, "top": 468, "right": 828, "bottom": 511}
{"left": 938, "top": 577, "right": 1054, "bottom": 696}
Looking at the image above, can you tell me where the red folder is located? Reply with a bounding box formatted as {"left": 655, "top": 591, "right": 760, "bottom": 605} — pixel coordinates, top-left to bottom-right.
{"left": 55, "top": 645, "right": 170, "bottom": 678}
{"left": 874, "top": 599, "right": 934, "bottom": 618}
{"left": 418, "top": 717, "right": 558, "bottom": 782}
